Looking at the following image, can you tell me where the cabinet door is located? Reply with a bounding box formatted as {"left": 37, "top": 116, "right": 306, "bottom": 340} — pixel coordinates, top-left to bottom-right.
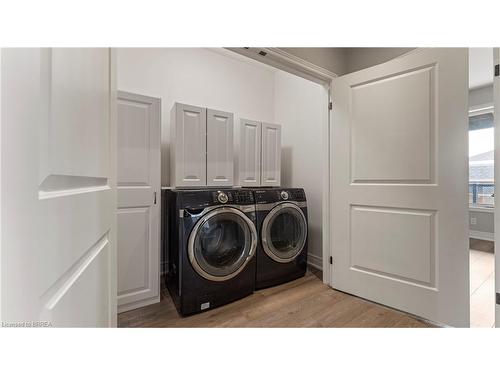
{"left": 239, "top": 119, "right": 261, "bottom": 187}
{"left": 261, "top": 122, "right": 282, "bottom": 186}
{"left": 117, "top": 91, "right": 161, "bottom": 313}
{"left": 171, "top": 103, "right": 207, "bottom": 187}
{"left": 207, "top": 109, "right": 234, "bottom": 186}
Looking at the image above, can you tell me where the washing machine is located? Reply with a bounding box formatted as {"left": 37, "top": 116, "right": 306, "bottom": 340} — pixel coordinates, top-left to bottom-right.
{"left": 163, "top": 188, "right": 257, "bottom": 315}
{"left": 254, "top": 188, "right": 308, "bottom": 289}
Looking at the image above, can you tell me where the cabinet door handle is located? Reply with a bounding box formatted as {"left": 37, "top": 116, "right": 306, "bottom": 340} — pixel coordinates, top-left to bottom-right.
{"left": 154, "top": 191, "right": 157, "bottom": 205}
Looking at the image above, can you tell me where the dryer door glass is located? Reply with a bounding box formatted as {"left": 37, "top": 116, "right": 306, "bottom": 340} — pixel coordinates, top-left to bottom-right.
{"left": 189, "top": 208, "right": 256, "bottom": 281}
{"left": 263, "top": 204, "right": 307, "bottom": 262}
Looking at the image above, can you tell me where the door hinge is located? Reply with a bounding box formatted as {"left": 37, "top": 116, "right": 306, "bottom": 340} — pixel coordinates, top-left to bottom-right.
{"left": 328, "top": 101, "right": 333, "bottom": 110}
{"left": 154, "top": 191, "right": 157, "bottom": 205}
{"left": 329, "top": 256, "right": 333, "bottom": 265}
{"left": 495, "top": 64, "right": 499, "bottom": 77}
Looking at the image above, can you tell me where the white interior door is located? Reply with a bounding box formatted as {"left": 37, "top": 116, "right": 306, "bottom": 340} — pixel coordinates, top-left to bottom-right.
{"left": 117, "top": 91, "right": 161, "bottom": 313}
{"left": 207, "top": 108, "right": 234, "bottom": 186}
{"left": 494, "top": 48, "right": 500, "bottom": 327}
{"left": 1, "top": 48, "right": 116, "bottom": 327}
{"left": 331, "top": 48, "right": 470, "bottom": 327}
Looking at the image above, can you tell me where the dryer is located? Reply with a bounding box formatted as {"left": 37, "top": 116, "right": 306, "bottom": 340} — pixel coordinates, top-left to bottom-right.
{"left": 163, "top": 189, "right": 257, "bottom": 315}
{"left": 254, "top": 188, "right": 308, "bottom": 289}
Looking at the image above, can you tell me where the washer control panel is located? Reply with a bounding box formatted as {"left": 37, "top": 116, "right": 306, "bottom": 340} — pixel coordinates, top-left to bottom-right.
{"left": 209, "top": 190, "right": 255, "bottom": 205}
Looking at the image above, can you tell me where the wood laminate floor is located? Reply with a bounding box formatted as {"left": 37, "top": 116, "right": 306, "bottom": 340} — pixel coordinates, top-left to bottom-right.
{"left": 118, "top": 269, "right": 435, "bottom": 328}
{"left": 469, "top": 239, "right": 495, "bottom": 328}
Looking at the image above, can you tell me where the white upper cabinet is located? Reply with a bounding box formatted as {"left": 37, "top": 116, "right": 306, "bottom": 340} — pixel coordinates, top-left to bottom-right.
{"left": 170, "top": 103, "right": 207, "bottom": 187}
{"left": 261, "top": 122, "right": 282, "bottom": 186}
{"left": 207, "top": 109, "right": 234, "bottom": 186}
{"left": 239, "top": 119, "right": 262, "bottom": 187}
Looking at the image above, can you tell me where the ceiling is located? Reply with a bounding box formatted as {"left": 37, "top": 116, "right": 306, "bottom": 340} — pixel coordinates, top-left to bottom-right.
{"left": 469, "top": 48, "right": 493, "bottom": 89}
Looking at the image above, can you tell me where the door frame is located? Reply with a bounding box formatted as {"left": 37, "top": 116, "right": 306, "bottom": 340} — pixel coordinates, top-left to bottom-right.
{"left": 0, "top": 48, "right": 3, "bottom": 323}
{"left": 494, "top": 47, "right": 499, "bottom": 327}
{"left": 109, "top": 48, "right": 118, "bottom": 326}
{"left": 226, "top": 47, "right": 337, "bottom": 284}
{"left": 113, "top": 47, "right": 493, "bottom": 325}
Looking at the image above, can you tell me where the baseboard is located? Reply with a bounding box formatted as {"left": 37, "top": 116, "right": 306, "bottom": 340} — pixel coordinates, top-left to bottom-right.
{"left": 307, "top": 253, "right": 323, "bottom": 271}
{"left": 469, "top": 230, "right": 494, "bottom": 241}
{"left": 118, "top": 295, "right": 160, "bottom": 314}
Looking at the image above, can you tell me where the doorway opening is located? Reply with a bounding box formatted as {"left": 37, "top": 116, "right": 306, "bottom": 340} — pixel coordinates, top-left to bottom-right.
{"left": 468, "top": 48, "right": 495, "bottom": 327}
{"left": 115, "top": 48, "right": 333, "bottom": 317}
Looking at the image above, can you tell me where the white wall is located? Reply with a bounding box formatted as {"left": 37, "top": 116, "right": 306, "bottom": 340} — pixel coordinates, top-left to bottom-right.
{"left": 345, "top": 48, "right": 415, "bottom": 74}
{"left": 280, "top": 48, "right": 348, "bottom": 75}
{"left": 117, "top": 48, "right": 327, "bottom": 269}
{"left": 117, "top": 48, "right": 276, "bottom": 186}
{"left": 274, "top": 71, "right": 327, "bottom": 269}
{"left": 469, "top": 85, "right": 493, "bottom": 109}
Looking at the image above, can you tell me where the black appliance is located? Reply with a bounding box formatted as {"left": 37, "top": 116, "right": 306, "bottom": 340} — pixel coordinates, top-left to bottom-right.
{"left": 254, "top": 188, "right": 308, "bottom": 289}
{"left": 163, "top": 189, "right": 257, "bottom": 315}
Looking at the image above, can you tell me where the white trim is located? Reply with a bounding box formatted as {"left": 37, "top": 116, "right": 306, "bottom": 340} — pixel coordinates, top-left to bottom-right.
{"left": 108, "top": 48, "right": 118, "bottom": 327}
{"left": 322, "top": 84, "right": 332, "bottom": 285}
{"left": 307, "top": 253, "right": 323, "bottom": 271}
{"left": 39, "top": 185, "right": 110, "bottom": 200}
{"left": 0, "top": 48, "right": 2, "bottom": 322}
{"left": 469, "top": 206, "right": 494, "bottom": 213}
{"left": 470, "top": 230, "right": 494, "bottom": 241}
{"left": 493, "top": 47, "right": 500, "bottom": 327}
{"left": 226, "top": 47, "right": 337, "bottom": 85}
{"left": 469, "top": 105, "right": 494, "bottom": 116}
{"left": 117, "top": 295, "right": 161, "bottom": 314}
{"left": 226, "top": 47, "right": 335, "bottom": 286}
{"left": 263, "top": 48, "right": 338, "bottom": 80}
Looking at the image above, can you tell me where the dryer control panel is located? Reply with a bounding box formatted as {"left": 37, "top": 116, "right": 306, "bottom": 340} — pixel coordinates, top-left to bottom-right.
{"left": 254, "top": 188, "right": 306, "bottom": 204}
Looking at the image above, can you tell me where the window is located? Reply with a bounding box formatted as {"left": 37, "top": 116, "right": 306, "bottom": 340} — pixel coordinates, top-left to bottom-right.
{"left": 469, "top": 110, "right": 494, "bottom": 208}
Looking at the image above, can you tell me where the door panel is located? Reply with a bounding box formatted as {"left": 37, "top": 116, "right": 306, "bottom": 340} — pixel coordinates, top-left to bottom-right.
{"left": 117, "top": 208, "right": 149, "bottom": 294}
{"left": 331, "top": 48, "right": 469, "bottom": 327}
{"left": 350, "top": 206, "right": 435, "bottom": 286}
{"left": 239, "top": 119, "right": 261, "bottom": 187}
{"left": 261, "top": 122, "right": 281, "bottom": 187}
{"left": 48, "top": 49, "right": 110, "bottom": 179}
{"left": 118, "top": 97, "right": 150, "bottom": 185}
{"left": 117, "top": 91, "right": 160, "bottom": 312}
{"left": 207, "top": 109, "right": 234, "bottom": 186}
{"left": 1, "top": 48, "right": 116, "bottom": 327}
{"left": 171, "top": 103, "right": 206, "bottom": 187}
{"left": 351, "top": 66, "right": 434, "bottom": 183}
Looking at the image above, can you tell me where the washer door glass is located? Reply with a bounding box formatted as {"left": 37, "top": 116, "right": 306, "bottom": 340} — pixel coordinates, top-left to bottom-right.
{"left": 191, "top": 210, "right": 253, "bottom": 279}
{"left": 263, "top": 204, "right": 307, "bottom": 262}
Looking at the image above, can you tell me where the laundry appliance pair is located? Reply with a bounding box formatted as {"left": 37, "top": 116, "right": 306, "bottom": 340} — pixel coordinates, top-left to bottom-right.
{"left": 163, "top": 187, "right": 308, "bottom": 315}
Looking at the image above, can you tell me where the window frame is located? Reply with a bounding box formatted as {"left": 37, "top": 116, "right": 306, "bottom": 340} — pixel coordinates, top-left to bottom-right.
{"left": 468, "top": 106, "right": 495, "bottom": 209}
